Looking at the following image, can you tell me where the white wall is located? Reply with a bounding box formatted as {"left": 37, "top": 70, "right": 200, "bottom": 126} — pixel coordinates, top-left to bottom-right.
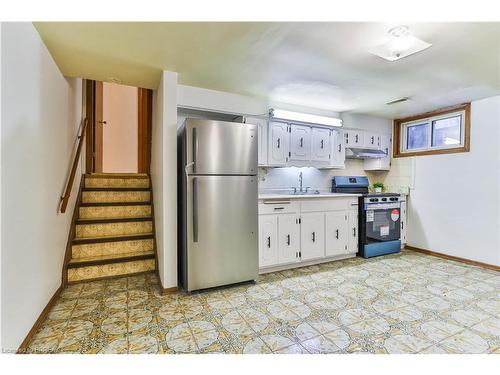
{"left": 407, "top": 95, "right": 500, "bottom": 266}
{"left": 178, "top": 84, "right": 267, "bottom": 116}
{"left": 151, "top": 71, "right": 178, "bottom": 289}
{"left": 1, "top": 23, "right": 83, "bottom": 351}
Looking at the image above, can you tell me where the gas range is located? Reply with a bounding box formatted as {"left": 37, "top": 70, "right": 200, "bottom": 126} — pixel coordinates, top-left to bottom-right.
{"left": 331, "top": 176, "right": 401, "bottom": 259}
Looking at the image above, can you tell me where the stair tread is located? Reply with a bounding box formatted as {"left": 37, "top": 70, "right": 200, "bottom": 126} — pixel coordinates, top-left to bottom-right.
{"left": 69, "top": 251, "right": 155, "bottom": 266}
{"left": 73, "top": 233, "right": 154, "bottom": 244}
{"left": 76, "top": 217, "right": 152, "bottom": 225}
{"left": 83, "top": 187, "right": 150, "bottom": 191}
{"left": 86, "top": 173, "right": 149, "bottom": 178}
{"left": 80, "top": 201, "right": 152, "bottom": 207}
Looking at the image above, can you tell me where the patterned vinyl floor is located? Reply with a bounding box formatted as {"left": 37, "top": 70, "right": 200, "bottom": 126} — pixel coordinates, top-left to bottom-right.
{"left": 27, "top": 251, "right": 500, "bottom": 354}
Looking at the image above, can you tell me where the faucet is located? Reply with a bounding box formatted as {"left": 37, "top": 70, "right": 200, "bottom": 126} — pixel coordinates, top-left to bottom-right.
{"left": 299, "top": 172, "right": 303, "bottom": 193}
{"left": 291, "top": 171, "right": 311, "bottom": 194}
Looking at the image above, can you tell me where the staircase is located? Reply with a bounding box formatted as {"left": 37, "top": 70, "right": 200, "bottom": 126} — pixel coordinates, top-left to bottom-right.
{"left": 66, "top": 173, "right": 156, "bottom": 283}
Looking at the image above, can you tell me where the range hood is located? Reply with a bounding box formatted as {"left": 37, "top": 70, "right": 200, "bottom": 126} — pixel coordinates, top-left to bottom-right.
{"left": 345, "top": 147, "right": 387, "bottom": 159}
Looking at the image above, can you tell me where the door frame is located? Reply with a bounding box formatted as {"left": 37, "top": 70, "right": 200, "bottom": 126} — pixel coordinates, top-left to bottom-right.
{"left": 85, "top": 80, "right": 153, "bottom": 174}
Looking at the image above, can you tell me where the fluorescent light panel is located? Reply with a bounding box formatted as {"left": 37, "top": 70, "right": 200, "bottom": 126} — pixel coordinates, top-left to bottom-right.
{"left": 272, "top": 109, "right": 342, "bottom": 127}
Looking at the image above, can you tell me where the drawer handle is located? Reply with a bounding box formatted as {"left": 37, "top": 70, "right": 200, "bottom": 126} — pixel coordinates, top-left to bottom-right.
{"left": 336, "top": 229, "right": 339, "bottom": 239}
{"left": 267, "top": 236, "right": 271, "bottom": 248}
{"left": 351, "top": 203, "right": 358, "bottom": 206}
{"left": 274, "top": 207, "right": 285, "bottom": 210}
{"left": 263, "top": 200, "right": 290, "bottom": 205}
{"left": 312, "top": 231, "right": 316, "bottom": 242}
{"left": 287, "top": 234, "right": 291, "bottom": 246}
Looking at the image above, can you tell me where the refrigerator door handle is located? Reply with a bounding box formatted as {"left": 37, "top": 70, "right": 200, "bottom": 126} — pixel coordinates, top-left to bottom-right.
{"left": 193, "top": 177, "right": 198, "bottom": 242}
{"left": 192, "top": 127, "right": 198, "bottom": 173}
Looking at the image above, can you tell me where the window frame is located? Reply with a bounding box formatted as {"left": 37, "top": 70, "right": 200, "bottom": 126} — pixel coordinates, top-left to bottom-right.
{"left": 393, "top": 103, "right": 471, "bottom": 158}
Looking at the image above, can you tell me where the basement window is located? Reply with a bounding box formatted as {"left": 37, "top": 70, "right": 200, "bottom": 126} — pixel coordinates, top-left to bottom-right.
{"left": 393, "top": 103, "right": 470, "bottom": 158}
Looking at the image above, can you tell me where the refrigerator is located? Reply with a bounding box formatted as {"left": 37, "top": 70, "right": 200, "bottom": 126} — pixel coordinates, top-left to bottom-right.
{"left": 178, "top": 118, "right": 258, "bottom": 292}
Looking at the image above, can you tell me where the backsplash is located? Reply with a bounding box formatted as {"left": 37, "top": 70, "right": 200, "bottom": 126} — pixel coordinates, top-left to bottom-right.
{"left": 258, "top": 158, "right": 413, "bottom": 195}
{"left": 258, "top": 159, "right": 368, "bottom": 193}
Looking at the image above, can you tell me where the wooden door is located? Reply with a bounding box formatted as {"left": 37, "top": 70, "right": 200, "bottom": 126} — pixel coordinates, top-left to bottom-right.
{"left": 138, "top": 88, "right": 153, "bottom": 173}
{"left": 94, "top": 81, "right": 104, "bottom": 172}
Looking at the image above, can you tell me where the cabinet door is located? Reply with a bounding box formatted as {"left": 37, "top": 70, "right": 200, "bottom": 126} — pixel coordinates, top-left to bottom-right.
{"left": 331, "top": 129, "right": 345, "bottom": 167}
{"left": 246, "top": 117, "right": 268, "bottom": 166}
{"left": 300, "top": 213, "right": 325, "bottom": 261}
{"left": 268, "top": 122, "right": 289, "bottom": 165}
{"left": 325, "top": 212, "right": 348, "bottom": 257}
{"left": 379, "top": 134, "right": 391, "bottom": 170}
{"left": 364, "top": 132, "right": 379, "bottom": 149}
{"left": 278, "top": 214, "right": 300, "bottom": 265}
{"left": 311, "top": 128, "right": 331, "bottom": 162}
{"left": 364, "top": 134, "right": 391, "bottom": 171}
{"left": 259, "top": 215, "right": 278, "bottom": 267}
{"left": 345, "top": 129, "right": 364, "bottom": 147}
{"left": 290, "top": 124, "right": 311, "bottom": 161}
{"left": 347, "top": 211, "right": 359, "bottom": 254}
{"left": 400, "top": 200, "right": 407, "bottom": 248}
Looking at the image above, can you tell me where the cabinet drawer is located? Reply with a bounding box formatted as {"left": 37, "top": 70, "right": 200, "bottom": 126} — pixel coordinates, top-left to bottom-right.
{"left": 300, "top": 198, "right": 357, "bottom": 213}
{"left": 259, "top": 200, "right": 300, "bottom": 215}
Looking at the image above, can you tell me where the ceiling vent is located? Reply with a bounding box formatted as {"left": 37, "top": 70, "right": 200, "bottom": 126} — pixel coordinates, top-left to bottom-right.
{"left": 386, "top": 97, "right": 410, "bottom": 105}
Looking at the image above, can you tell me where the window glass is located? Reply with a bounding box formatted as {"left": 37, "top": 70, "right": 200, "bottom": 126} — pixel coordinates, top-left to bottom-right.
{"left": 406, "top": 123, "right": 429, "bottom": 150}
{"left": 432, "top": 115, "right": 461, "bottom": 147}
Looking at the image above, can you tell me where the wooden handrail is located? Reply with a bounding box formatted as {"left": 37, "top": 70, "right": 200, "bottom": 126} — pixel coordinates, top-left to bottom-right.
{"left": 60, "top": 118, "right": 88, "bottom": 213}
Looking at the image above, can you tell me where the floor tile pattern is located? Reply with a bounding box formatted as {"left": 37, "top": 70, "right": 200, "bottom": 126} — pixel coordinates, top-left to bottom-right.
{"left": 28, "top": 251, "right": 499, "bottom": 354}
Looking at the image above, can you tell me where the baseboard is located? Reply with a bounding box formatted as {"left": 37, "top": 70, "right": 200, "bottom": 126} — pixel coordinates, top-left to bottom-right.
{"left": 405, "top": 245, "right": 500, "bottom": 272}
{"left": 162, "top": 286, "right": 178, "bottom": 294}
{"left": 158, "top": 277, "right": 178, "bottom": 295}
{"left": 17, "top": 284, "right": 63, "bottom": 354}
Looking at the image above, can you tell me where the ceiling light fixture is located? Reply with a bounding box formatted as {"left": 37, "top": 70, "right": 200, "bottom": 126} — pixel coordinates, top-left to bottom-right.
{"left": 369, "top": 25, "right": 431, "bottom": 62}
{"left": 270, "top": 109, "right": 342, "bottom": 127}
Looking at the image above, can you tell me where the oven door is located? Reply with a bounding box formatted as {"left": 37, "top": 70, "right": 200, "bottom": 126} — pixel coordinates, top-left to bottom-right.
{"left": 364, "top": 202, "right": 401, "bottom": 242}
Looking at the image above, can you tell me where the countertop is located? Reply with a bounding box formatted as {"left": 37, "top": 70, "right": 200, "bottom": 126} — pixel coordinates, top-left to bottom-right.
{"left": 259, "top": 192, "right": 361, "bottom": 200}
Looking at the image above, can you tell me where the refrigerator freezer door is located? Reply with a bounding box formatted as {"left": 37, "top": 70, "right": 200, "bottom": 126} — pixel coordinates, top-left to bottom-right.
{"left": 185, "top": 119, "right": 258, "bottom": 175}
{"left": 186, "top": 175, "right": 258, "bottom": 291}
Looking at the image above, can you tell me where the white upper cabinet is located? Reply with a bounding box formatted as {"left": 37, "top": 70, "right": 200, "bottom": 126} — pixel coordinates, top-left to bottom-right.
{"left": 311, "top": 127, "right": 331, "bottom": 163}
{"left": 345, "top": 129, "right": 364, "bottom": 147}
{"left": 245, "top": 117, "right": 268, "bottom": 166}
{"left": 330, "top": 129, "right": 345, "bottom": 168}
{"left": 364, "top": 131, "right": 380, "bottom": 149}
{"left": 268, "top": 122, "right": 289, "bottom": 166}
{"left": 290, "top": 124, "right": 312, "bottom": 161}
{"left": 364, "top": 134, "right": 391, "bottom": 171}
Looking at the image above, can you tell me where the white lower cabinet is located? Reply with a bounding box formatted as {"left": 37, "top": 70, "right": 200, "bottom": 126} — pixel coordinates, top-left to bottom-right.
{"left": 278, "top": 214, "right": 300, "bottom": 264}
{"left": 259, "top": 197, "right": 359, "bottom": 271}
{"left": 258, "top": 215, "right": 278, "bottom": 267}
{"left": 348, "top": 211, "right": 359, "bottom": 254}
{"left": 325, "top": 212, "right": 348, "bottom": 256}
{"left": 400, "top": 199, "right": 407, "bottom": 248}
{"left": 300, "top": 213, "right": 325, "bottom": 261}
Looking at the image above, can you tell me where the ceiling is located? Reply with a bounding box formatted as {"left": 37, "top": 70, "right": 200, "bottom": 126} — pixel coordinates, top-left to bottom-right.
{"left": 34, "top": 22, "right": 500, "bottom": 118}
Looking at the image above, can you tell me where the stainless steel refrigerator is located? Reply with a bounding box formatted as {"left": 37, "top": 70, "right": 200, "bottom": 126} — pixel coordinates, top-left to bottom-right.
{"left": 178, "top": 118, "right": 258, "bottom": 292}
